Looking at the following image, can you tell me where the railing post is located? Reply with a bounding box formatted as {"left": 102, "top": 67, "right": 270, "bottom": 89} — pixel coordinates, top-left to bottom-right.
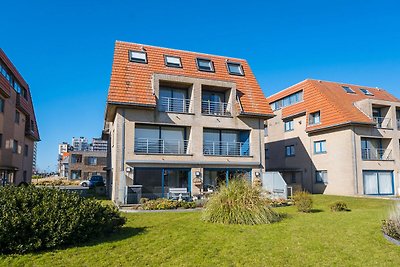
{"left": 212, "top": 142, "right": 215, "bottom": 155}
{"left": 162, "top": 139, "right": 165, "bottom": 154}
{"left": 226, "top": 142, "right": 229, "bottom": 155}
{"left": 146, "top": 139, "right": 149, "bottom": 154}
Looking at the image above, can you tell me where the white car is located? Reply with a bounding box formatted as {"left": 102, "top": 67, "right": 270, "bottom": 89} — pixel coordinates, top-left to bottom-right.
{"left": 79, "top": 180, "right": 90, "bottom": 187}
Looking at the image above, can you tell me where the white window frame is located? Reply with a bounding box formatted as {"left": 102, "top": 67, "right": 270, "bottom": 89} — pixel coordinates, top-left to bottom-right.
{"left": 314, "top": 140, "right": 326, "bottom": 154}
{"left": 284, "top": 120, "right": 294, "bottom": 132}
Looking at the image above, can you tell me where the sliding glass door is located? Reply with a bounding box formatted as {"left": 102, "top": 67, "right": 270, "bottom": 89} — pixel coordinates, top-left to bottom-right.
{"left": 363, "top": 171, "right": 394, "bottom": 195}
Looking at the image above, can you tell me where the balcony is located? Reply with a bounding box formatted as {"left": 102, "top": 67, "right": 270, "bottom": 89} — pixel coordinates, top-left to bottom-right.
{"left": 202, "top": 100, "right": 231, "bottom": 116}
{"left": 361, "top": 148, "right": 392, "bottom": 160}
{"left": 203, "top": 141, "right": 249, "bottom": 156}
{"left": 373, "top": 117, "right": 392, "bottom": 129}
{"left": 135, "top": 138, "right": 189, "bottom": 154}
{"left": 159, "top": 97, "right": 192, "bottom": 113}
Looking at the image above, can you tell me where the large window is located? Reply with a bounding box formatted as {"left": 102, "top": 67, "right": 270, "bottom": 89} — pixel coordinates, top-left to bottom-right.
{"left": 309, "top": 111, "right": 321, "bottom": 125}
{"left": 196, "top": 58, "right": 214, "bottom": 72}
{"left": 226, "top": 62, "right": 244, "bottom": 76}
{"left": 285, "top": 145, "right": 295, "bottom": 157}
{"left": 316, "top": 170, "right": 328, "bottom": 184}
{"left": 134, "top": 168, "right": 190, "bottom": 199}
{"left": 12, "top": 140, "right": 18, "bottom": 154}
{"left": 129, "top": 50, "right": 147, "bottom": 63}
{"left": 363, "top": 171, "right": 393, "bottom": 195}
{"left": 314, "top": 140, "right": 326, "bottom": 154}
{"left": 203, "top": 129, "right": 250, "bottom": 156}
{"left": 135, "top": 125, "right": 187, "bottom": 154}
{"left": 203, "top": 168, "right": 251, "bottom": 192}
{"left": 270, "top": 91, "right": 303, "bottom": 111}
{"left": 202, "top": 90, "right": 230, "bottom": 116}
{"left": 159, "top": 87, "right": 189, "bottom": 113}
{"left": 87, "top": 157, "right": 97, "bottom": 166}
{"left": 284, "top": 120, "right": 294, "bottom": 132}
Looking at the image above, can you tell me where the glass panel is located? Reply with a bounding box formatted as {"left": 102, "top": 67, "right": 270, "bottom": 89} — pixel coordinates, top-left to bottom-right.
{"left": 135, "top": 125, "right": 159, "bottom": 153}
{"left": 130, "top": 51, "right": 146, "bottom": 62}
{"left": 161, "top": 127, "right": 185, "bottom": 154}
{"left": 378, "top": 172, "right": 393, "bottom": 194}
{"left": 198, "top": 59, "right": 212, "bottom": 70}
{"left": 228, "top": 63, "right": 242, "bottom": 74}
{"left": 364, "top": 172, "right": 378, "bottom": 194}
{"left": 203, "top": 129, "right": 220, "bottom": 155}
{"left": 221, "top": 131, "right": 239, "bottom": 156}
{"left": 134, "top": 168, "right": 163, "bottom": 199}
{"left": 203, "top": 169, "right": 226, "bottom": 192}
{"left": 166, "top": 56, "right": 181, "bottom": 67}
{"left": 164, "top": 169, "right": 189, "bottom": 195}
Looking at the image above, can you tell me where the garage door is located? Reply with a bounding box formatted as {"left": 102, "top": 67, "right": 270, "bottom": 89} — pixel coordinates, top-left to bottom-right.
{"left": 363, "top": 171, "right": 394, "bottom": 195}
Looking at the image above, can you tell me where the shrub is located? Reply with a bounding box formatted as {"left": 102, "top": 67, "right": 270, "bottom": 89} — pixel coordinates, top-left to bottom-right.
{"left": 0, "top": 186, "right": 126, "bottom": 254}
{"left": 382, "top": 204, "right": 400, "bottom": 241}
{"left": 141, "top": 199, "right": 196, "bottom": 210}
{"left": 293, "top": 191, "right": 313, "bottom": 212}
{"left": 329, "top": 201, "right": 350, "bottom": 212}
{"left": 202, "top": 178, "right": 281, "bottom": 225}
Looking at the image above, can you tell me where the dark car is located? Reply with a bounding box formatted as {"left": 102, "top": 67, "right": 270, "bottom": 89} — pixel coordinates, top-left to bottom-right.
{"left": 88, "top": 175, "right": 105, "bottom": 188}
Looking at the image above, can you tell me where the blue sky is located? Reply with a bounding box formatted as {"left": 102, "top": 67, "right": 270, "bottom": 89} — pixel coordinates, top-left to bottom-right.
{"left": 1, "top": 0, "right": 399, "bottom": 171}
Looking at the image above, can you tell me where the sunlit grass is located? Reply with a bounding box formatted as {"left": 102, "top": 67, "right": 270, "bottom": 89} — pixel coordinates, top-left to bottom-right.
{"left": 1, "top": 195, "right": 400, "bottom": 266}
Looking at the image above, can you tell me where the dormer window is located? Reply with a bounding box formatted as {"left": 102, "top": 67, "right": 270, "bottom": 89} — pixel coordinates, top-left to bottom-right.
{"left": 227, "top": 62, "right": 244, "bottom": 76}
{"left": 164, "top": 55, "right": 182, "bottom": 68}
{"left": 342, "top": 86, "right": 355, "bottom": 94}
{"left": 360, "top": 88, "right": 374, "bottom": 96}
{"left": 196, "top": 58, "right": 214, "bottom": 72}
{"left": 129, "top": 50, "right": 147, "bottom": 64}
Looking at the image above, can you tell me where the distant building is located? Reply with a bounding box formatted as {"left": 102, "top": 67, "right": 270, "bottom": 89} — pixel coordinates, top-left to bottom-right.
{"left": 0, "top": 48, "right": 40, "bottom": 186}
{"left": 58, "top": 142, "right": 70, "bottom": 154}
{"left": 72, "top": 137, "right": 89, "bottom": 151}
{"left": 59, "top": 153, "right": 69, "bottom": 177}
{"left": 91, "top": 138, "right": 107, "bottom": 152}
{"left": 68, "top": 150, "right": 107, "bottom": 180}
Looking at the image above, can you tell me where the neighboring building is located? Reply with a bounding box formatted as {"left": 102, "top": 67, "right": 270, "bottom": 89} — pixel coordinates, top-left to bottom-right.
{"left": 0, "top": 48, "right": 40, "bottom": 186}
{"left": 265, "top": 79, "right": 400, "bottom": 196}
{"left": 72, "top": 136, "right": 89, "bottom": 151}
{"left": 91, "top": 138, "right": 108, "bottom": 152}
{"left": 68, "top": 150, "right": 107, "bottom": 180}
{"left": 59, "top": 152, "right": 69, "bottom": 177}
{"left": 58, "top": 142, "right": 70, "bottom": 154}
{"left": 103, "top": 41, "right": 273, "bottom": 204}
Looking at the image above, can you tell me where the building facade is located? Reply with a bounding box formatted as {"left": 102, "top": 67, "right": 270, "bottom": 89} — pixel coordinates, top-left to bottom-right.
{"left": 103, "top": 41, "right": 273, "bottom": 204}
{"left": 91, "top": 138, "right": 108, "bottom": 152}
{"left": 68, "top": 150, "right": 107, "bottom": 180}
{"left": 265, "top": 79, "right": 400, "bottom": 196}
{"left": 72, "top": 136, "right": 89, "bottom": 151}
{"left": 0, "top": 48, "right": 40, "bottom": 185}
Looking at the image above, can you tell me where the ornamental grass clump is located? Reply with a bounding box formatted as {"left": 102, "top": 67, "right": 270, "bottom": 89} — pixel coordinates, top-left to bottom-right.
{"left": 202, "top": 178, "right": 281, "bottom": 225}
{"left": 0, "top": 186, "right": 126, "bottom": 254}
{"left": 382, "top": 204, "right": 400, "bottom": 241}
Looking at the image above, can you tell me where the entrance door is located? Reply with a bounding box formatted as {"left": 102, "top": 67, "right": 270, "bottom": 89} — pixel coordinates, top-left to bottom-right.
{"left": 363, "top": 171, "right": 394, "bottom": 195}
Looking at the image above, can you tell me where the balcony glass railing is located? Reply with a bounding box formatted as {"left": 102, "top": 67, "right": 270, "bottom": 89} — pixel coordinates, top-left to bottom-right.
{"left": 373, "top": 117, "right": 392, "bottom": 129}
{"left": 203, "top": 141, "right": 249, "bottom": 156}
{"left": 160, "top": 97, "right": 192, "bottom": 113}
{"left": 201, "top": 100, "right": 231, "bottom": 116}
{"left": 135, "top": 138, "right": 189, "bottom": 154}
{"left": 361, "top": 148, "right": 392, "bottom": 160}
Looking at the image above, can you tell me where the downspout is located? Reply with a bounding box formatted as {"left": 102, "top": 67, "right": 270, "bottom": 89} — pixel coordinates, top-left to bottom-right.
{"left": 258, "top": 119, "right": 263, "bottom": 174}
{"left": 119, "top": 108, "right": 126, "bottom": 204}
{"left": 352, "top": 126, "right": 359, "bottom": 195}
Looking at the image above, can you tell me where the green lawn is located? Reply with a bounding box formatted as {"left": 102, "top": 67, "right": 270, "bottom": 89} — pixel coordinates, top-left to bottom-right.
{"left": 1, "top": 195, "right": 400, "bottom": 266}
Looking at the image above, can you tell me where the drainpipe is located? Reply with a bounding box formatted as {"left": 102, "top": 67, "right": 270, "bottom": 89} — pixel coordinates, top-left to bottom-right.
{"left": 119, "top": 108, "right": 126, "bottom": 204}
{"left": 352, "top": 126, "right": 359, "bottom": 195}
{"left": 258, "top": 119, "right": 263, "bottom": 175}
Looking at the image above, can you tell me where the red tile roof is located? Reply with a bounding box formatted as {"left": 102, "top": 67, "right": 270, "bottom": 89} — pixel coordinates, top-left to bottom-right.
{"left": 267, "top": 79, "right": 400, "bottom": 132}
{"left": 0, "top": 49, "right": 40, "bottom": 141}
{"left": 106, "top": 41, "right": 272, "bottom": 117}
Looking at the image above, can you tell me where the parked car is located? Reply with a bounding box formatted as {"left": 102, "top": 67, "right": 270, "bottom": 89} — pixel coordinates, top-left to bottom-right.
{"left": 80, "top": 175, "right": 105, "bottom": 188}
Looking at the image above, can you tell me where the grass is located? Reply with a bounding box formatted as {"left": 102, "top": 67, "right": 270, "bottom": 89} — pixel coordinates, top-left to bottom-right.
{"left": 1, "top": 195, "right": 400, "bottom": 266}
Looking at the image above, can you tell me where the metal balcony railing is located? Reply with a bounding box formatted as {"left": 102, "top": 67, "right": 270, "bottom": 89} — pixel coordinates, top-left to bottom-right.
{"left": 373, "top": 117, "right": 392, "bottom": 129}
{"left": 203, "top": 141, "right": 249, "bottom": 156}
{"left": 135, "top": 138, "right": 189, "bottom": 154}
{"left": 159, "top": 97, "right": 192, "bottom": 113}
{"left": 361, "top": 148, "right": 392, "bottom": 160}
{"left": 201, "top": 100, "right": 231, "bottom": 116}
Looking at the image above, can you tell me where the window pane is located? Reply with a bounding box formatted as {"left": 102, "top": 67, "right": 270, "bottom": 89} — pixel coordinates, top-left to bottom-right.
{"left": 227, "top": 63, "right": 243, "bottom": 75}
{"left": 197, "top": 59, "right": 213, "bottom": 71}
{"left": 378, "top": 172, "right": 393, "bottom": 194}
{"left": 130, "top": 51, "right": 147, "bottom": 63}
{"left": 134, "top": 168, "right": 163, "bottom": 199}
{"left": 364, "top": 172, "right": 378, "bottom": 194}
{"left": 166, "top": 56, "right": 181, "bottom": 67}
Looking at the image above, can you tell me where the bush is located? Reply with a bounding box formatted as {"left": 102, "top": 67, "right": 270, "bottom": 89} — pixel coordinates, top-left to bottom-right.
{"left": 293, "top": 191, "right": 313, "bottom": 212}
{"left": 141, "top": 199, "right": 196, "bottom": 210}
{"left": 329, "top": 201, "right": 350, "bottom": 212}
{"left": 0, "top": 186, "right": 126, "bottom": 254}
{"left": 382, "top": 204, "right": 400, "bottom": 241}
{"left": 202, "top": 178, "right": 281, "bottom": 225}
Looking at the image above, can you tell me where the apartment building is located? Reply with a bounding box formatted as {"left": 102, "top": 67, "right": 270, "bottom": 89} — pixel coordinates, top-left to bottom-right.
{"left": 265, "top": 79, "right": 400, "bottom": 196}
{"left": 72, "top": 136, "right": 89, "bottom": 151}
{"left": 103, "top": 41, "right": 273, "bottom": 204}
{"left": 91, "top": 138, "right": 108, "bottom": 152}
{"left": 0, "top": 49, "right": 40, "bottom": 185}
{"left": 68, "top": 150, "right": 106, "bottom": 180}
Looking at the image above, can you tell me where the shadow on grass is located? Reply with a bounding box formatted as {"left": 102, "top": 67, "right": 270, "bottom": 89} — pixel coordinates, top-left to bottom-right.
{"left": 310, "top": 209, "right": 324, "bottom": 213}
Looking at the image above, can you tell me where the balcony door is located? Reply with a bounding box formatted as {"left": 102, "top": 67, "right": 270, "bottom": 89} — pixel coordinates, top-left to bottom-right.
{"left": 202, "top": 90, "right": 226, "bottom": 115}
{"left": 363, "top": 171, "right": 394, "bottom": 195}
{"left": 361, "top": 138, "right": 382, "bottom": 160}
{"left": 159, "top": 87, "right": 188, "bottom": 113}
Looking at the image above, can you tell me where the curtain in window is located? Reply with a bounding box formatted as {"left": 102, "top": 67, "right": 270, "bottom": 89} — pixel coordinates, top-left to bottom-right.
{"left": 378, "top": 172, "right": 393, "bottom": 194}
{"left": 364, "top": 172, "right": 379, "bottom": 195}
